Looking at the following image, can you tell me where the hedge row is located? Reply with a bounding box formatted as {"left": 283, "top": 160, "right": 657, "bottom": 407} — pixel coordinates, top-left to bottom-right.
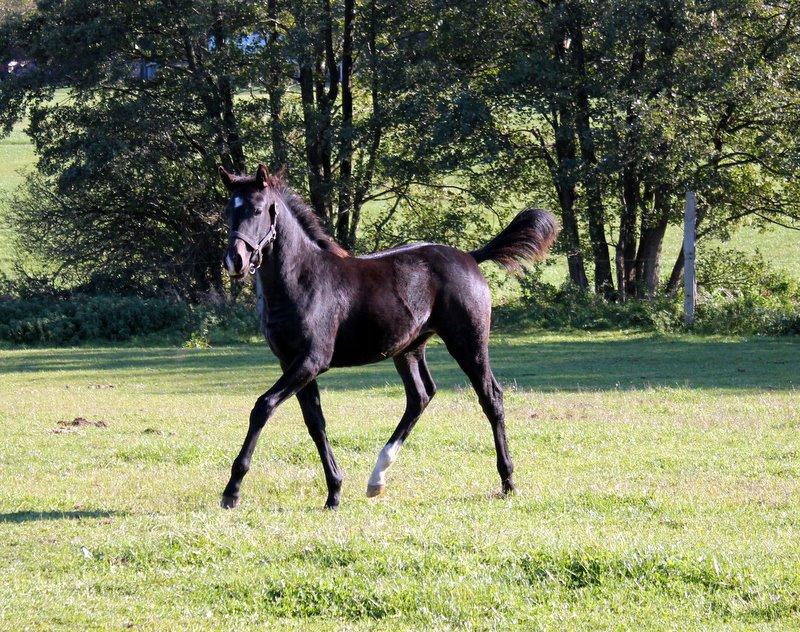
{"left": 1, "top": 285, "right": 798, "bottom": 346}
{"left": 0, "top": 295, "right": 258, "bottom": 344}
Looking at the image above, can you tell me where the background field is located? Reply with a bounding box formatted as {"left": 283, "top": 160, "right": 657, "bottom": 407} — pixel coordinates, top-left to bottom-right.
{"left": 1, "top": 331, "right": 798, "bottom": 629}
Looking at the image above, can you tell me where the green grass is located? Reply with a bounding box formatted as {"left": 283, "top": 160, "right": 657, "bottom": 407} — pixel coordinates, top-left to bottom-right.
{"left": 1, "top": 331, "right": 799, "bottom": 629}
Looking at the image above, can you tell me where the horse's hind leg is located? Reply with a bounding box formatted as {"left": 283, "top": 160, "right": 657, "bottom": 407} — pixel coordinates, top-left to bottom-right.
{"left": 440, "top": 330, "right": 515, "bottom": 496}
{"left": 296, "top": 380, "right": 343, "bottom": 509}
{"left": 367, "top": 345, "right": 436, "bottom": 497}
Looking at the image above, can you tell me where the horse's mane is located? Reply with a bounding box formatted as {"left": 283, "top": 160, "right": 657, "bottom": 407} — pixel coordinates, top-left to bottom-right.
{"left": 274, "top": 180, "right": 350, "bottom": 258}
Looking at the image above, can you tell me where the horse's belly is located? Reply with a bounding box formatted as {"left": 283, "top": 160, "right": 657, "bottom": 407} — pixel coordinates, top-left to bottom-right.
{"left": 329, "top": 311, "right": 430, "bottom": 367}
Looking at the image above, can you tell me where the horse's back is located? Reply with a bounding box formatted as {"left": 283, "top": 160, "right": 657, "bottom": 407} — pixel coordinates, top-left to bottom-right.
{"left": 352, "top": 242, "right": 487, "bottom": 303}
{"left": 356, "top": 242, "right": 434, "bottom": 260}
{"left": 327, "top": 243, "right": 490, "bottom": 366}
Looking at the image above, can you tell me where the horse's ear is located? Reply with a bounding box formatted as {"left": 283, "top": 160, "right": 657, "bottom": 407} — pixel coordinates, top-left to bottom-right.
{"left": 256, "top": 163, "right": 269, "bottom": 188}
{"left": 218, "top": 165, "right": 234, "bottom": 190}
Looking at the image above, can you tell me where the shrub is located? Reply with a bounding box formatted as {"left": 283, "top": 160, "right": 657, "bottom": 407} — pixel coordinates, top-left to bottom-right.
{"left": 693, "top": 291, "right": 800, "bottom": 336}
{"left": 500, "top": 254, "right": 799, "bottom": 336}
{"left": 499, "top": 279, "right": 681, "bottom": 332}
{"left": 0, "top": 295, "right": 260, "bottom": 345}
{"left": 697, "top": 247, "right": 800, "bottom": 300}
{"left": 692, "top": 247, "right": 800, "bottom": 335}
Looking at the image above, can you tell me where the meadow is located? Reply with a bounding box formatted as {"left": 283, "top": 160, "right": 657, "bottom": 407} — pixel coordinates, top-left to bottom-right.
{"left": 1, "top": 331, "right": 799, "bottom": 629}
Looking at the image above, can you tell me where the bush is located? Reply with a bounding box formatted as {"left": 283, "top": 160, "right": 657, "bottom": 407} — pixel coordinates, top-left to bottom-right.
{"left": 500, "top": 254, "right": 799, "bottom": 336}
{"left": 693, "top": 292, "right": 800, "bottom": 336}
{"left": 0, "top": 295, "right": 260, "bottom": 345}
{"left": 498, "top": 279, "right": 681, "bottom": 332}
{"left": 692, "top": 247, "right": 800, "bottom": 335}
{"left": 697, "top": 247, "right": 800, "bottom": 300}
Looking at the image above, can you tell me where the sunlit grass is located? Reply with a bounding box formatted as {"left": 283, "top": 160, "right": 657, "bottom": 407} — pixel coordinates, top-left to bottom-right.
{"left": 1, "top": 331, "right": 798, "bottom": 628}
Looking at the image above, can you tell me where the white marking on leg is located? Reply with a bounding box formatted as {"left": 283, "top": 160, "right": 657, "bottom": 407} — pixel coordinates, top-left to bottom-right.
{"left": 368, "top": 441, "right": 401, "bottom": 489}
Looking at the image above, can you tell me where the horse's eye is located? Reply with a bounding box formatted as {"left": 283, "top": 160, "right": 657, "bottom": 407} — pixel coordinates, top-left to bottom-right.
{"left": 253, "top": 206, "right": 263, "bottom": 215}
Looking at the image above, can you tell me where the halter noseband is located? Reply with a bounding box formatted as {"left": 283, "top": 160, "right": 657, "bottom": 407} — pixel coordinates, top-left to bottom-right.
{"left": 230, "top": 205, "right": 279, "bottom": 275}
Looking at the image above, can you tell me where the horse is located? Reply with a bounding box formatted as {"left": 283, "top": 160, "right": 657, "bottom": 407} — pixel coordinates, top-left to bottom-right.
{"left": 218, "top": 164, "right": 558, "bottom": 509}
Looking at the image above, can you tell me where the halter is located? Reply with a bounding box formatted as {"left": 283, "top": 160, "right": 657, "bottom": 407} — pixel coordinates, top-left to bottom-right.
{"left": 230, "top": 205, "right": 279, "bottom": 275}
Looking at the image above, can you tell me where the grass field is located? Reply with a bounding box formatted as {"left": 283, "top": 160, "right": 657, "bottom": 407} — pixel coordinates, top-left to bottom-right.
{"left": 1, "top": 331, "right": 799, "bottom": 629}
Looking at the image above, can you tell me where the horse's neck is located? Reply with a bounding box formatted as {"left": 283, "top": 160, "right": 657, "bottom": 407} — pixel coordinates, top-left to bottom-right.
{"left": 257, "top": 208, "right": 320, "bottom": 310}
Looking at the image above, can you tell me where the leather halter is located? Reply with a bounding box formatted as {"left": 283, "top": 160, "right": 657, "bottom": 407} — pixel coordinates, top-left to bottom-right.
{"left": 230, "top": 205, "right": 279, "bottom": 275}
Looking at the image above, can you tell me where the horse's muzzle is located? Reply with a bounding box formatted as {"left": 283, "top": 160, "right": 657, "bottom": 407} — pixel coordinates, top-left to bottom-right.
{"left": 224, "top": 239, "right": 251, "bottom": 278}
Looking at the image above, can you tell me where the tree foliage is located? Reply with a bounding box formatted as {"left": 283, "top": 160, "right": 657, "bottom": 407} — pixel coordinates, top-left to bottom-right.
{"left": 391, "top": 0, "right": 800, "bottom": 298}
{"left": 1, "top": 0, "right": 799, "bottom": 300}
{"left": 1, "top": 0, "right": 490, "bottom": 297}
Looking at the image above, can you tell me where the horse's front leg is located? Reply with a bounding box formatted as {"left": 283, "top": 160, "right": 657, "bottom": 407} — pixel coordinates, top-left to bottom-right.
{"left": 221, "top": 357, "right": 322, "bottom": 509}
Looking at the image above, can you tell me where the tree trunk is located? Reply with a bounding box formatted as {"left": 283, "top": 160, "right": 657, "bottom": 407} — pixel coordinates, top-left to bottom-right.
{"left": 218, "top": 75, "right": 245, "bottom": 173}
{"left": 351, "top": 0, "right": 383, "bottom": 249}
{"left": 267, "top": 0, "right": 287, "bottom": 170}
{"left": 617, "top": 41, "right": 646, "bottom": 300}
{"left": 559, "top": 189, "right": 589, "bottom": 289}
{"left": 618, "top": 163, "right": 639, "bottom": 299}
{"left": 313, "top": 43, "right": 334, "bottom": 220}
{"left": 299, "top": 62, "right": 326, "bottom": 217}
{"left": 336, "top": 0, "right": 355, "bottom": 249}
{"left": 553, "top": 106, "right": 589, "bottom": 289}
{"left": 665, "top": 246, "right": 684, "bottom": 295}
{"left": 635, "top": 186, "right": 670, "bottom": 298}
{"left": 209, "top": 5, "right": 245, "bottom": 172}
{"left": 178, "top": 13, "right": 242, "bottom": 173}
{"left": 548, "top": 13, "right": 588, "bottom": 288}
{"left": 570, "top": 9, "right": 613, "bottom": 296}
{"left": 631, "top": 3, "right": 677, "bottom": 299}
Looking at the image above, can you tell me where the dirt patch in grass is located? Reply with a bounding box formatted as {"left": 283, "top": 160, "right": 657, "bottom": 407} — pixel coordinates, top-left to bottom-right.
{"left": 51, "top": 417, "right": 108, "bottom": 434}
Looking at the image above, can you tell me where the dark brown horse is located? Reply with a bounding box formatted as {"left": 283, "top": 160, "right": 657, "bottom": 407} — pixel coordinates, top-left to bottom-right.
{"left": 218, "top": 164, "right": 558, "bottom": 509}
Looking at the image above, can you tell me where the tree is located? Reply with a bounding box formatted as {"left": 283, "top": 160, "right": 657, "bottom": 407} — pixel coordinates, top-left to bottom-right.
{"left": 401, "top": 0, "right": 800, "bottom": 298}
{"left": 0, "top": 0, "right": 34, "bottom": 22}
{"left": 2, "top": 0, "right": 798, "bottom": 301}
{"left": 0, "top": 0, "right": 490, "bottom": 296}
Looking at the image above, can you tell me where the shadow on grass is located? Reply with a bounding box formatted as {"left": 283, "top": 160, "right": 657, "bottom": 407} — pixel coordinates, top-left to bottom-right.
{"left": 1, "top": 334, "right": 797, "bottom": 392}
{"left": 0, "top": 509, "right": 123, "bottom": 523}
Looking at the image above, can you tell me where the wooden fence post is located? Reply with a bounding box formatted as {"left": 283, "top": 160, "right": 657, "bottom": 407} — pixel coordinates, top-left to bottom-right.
{"left": 683, "top": 190, "right": 697, "bottom": 325}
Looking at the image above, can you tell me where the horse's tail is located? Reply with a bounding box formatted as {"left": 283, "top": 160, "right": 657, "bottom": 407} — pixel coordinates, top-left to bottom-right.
{"left": 469, "top": 208, "right": 560, "bottom": 273}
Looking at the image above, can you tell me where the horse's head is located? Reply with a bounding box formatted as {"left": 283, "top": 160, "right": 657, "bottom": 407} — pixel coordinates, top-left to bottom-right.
{"left": 219, "top": 163, "right": 279, "bottom": 278}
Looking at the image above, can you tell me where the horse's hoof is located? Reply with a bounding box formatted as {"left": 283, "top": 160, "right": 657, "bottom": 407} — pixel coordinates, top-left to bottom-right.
{"left": 220, "top": 494, "right": 240, "bottom": 509}
{"left": 501, "top": 479, "right": 516, "bottom": 496}
{"left": 366, "top": 483, "right": 385, "bottom": 498}
{"left": 323, "top": 502, "right": 339, "bottom": 511}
